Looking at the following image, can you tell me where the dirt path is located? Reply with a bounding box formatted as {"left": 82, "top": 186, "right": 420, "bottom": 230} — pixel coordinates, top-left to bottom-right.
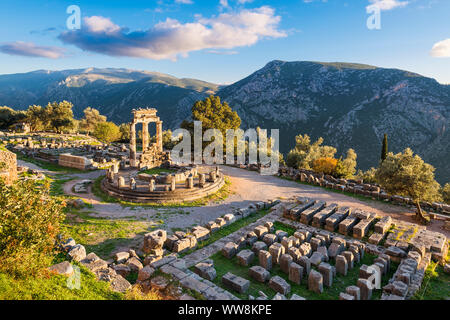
{"left": 60, "top": 165, "right": 449, "bottom": 236}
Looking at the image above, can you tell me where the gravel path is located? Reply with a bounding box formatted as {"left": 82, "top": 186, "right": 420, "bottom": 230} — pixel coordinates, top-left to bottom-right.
{"left": 19, "top": 159, "right": 448, "bottom": 236}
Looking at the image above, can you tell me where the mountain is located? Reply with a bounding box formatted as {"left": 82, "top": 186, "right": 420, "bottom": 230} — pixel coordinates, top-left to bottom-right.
{"left": 0, "top": 62, "right": 449, "bottom": 183}
{"left": 217, "top": 61, "right": 450, "bottom": 184}
{"left": 0, "top": 68, "right": 220, "bottom": 127}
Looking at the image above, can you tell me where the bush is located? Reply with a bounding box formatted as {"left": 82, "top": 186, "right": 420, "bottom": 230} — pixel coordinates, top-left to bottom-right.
{"left": 0, "top": 179, "right": 65, "bottom": 278}
{"left": 356, "top": 167, "right": 378, "bottom": 184}
{"left": 442, "top": 183, "right": 450, "bottom": 204}
{"left": 93, "top": 122, "right": 121, "bottom": 143}
{"left": 312, "top": 157, "right": 338, "bottom": 175}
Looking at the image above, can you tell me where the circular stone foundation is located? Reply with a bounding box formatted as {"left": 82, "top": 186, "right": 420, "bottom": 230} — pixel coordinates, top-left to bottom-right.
{"left": 101, "top": 165, "right": 226, "bottom": 203}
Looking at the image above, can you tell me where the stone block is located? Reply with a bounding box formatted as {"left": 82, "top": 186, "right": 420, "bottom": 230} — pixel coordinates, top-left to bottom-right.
{"left": 288, "top": 262, "right": 303, "bottom": 285}
{"left": 222, "top": 272, "right": 250, "bottom": 294}
{"left": 252, "top": 241, "right": 268, "bottom": 254}
{"left": 249, "top": 265, "right": 270, "bottom": 283}
{"left": 339, "top": 292, "right": 355, "bottom": 300}
{"left": 308, "top": 270, "right": 323, "bottom": 294}
{"left": 298, "top": 256, "right": 311, "bottom": 276}
{"left": 259, "top": 250, "right": 272, "bottom": 271}
{"left": 357, "top": 278, "right": 373, "bottom": 300}
{"left": 310, "top": 252, "right": 325, "bottom": 267}
{"left": 262, "top": 233, "right": 277, "bottom": 247}
{"left": 318, "top": 262, "right": 334, "bottom": 287}
{"left": 280, "top": 254, "right": 293, "bottom": 274}
{"left": 269, "top": 242, "right": 285, "bottom": 264}
{"left": 346, "top": 285, "right": 360, "bottom": 300}
{"left": 193, "top": 260, "right": 216, "bottom": 281}
{"left": 269, "top": 276, "right": 291, "bottom": 295}
{"left": 221, "top": 242, "right": 238, "bottom": 259}
{"left": 237, "top": 249, "right": 255, "bottom": 266}
{"left": 336, "top": 255, "right": 348, "bottom": 276}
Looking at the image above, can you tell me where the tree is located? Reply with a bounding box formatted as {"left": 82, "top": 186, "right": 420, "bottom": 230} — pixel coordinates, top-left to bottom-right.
{"left": 45, "top": 101, "right": 75, "bottom": 133}
{"left": 0, "top": 106, "right": 26, "bottom": 129}
{"left": 25, "top": 105, "right": 45, "bottom": 132}
{"left": 93, "top": 122, "right": 121, "bottom": 143}
{"left": 381, "top": 134, "right": 388, "bottom": 162}
{"left": 181, "top": 95, "right": 241, "bottom": 141}
{"left": 356, "top": 167, "right": 378, "bottom": 184}
{"left": 312, "top": 157, "right": 338, "bottom": 175}
{"left": 286, "top": 134, "right": 336, "bottom": 170}
{"left": 441, "top": 183, "right": 450, "bottom": 204}
{"left": 375, "top": 148, "right": 442, "bottom": 224}
{"left": 79, "top": 107, "right": 107, "bottom": 135}
{"left": 0, "top": 179, "right": 65, "bottom": 278}
{"left": 119, "top": 123, "right": 131, "bottom": 142}
{"left": 334, "top": 149, "right": 357, "bottom": 178}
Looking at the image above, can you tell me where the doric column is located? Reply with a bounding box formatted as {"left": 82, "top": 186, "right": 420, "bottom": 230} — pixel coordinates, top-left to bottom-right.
{"left": 130, "top": 122, "right": 137, "bottom": 167}
{"left": 156, "top": 121, "right": 163, "bottom": 152}
{"left": 142, "top": 121, "right": 149, "bottom": 153}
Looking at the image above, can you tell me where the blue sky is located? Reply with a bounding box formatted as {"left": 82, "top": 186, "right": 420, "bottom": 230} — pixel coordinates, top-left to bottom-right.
{"left": 0, "top": 0, "right": 449, "bottom": 84}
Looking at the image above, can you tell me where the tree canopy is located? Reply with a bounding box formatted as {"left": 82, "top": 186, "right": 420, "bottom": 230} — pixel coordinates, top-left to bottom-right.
{"left": 79, "top": 107, "right": 107, "bottom": 134}
{"left": 375, "top": 148, "right": 441, "bottom": 223}
{"left": 181, "top": 95, "right": 241, "bottom": 138}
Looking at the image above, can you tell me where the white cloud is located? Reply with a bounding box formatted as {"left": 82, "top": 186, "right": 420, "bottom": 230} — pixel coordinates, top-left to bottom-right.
{"left": 175, "top": 0, "right": 193, "bottom": 4}
{"left": 59, "top": 6, "right": 286, "bottom": 60}
{"left": 0, "top": 41, "right": 65, "bottom": 59}
{"left": 431, "top": 39, "right": 450, "bottom": 58}
{"left": 367, "top": 0, "right": 409, "bottom": 11}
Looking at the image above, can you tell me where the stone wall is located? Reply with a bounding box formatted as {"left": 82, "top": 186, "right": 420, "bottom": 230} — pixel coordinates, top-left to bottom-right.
{"left": 0, "top": 149, "right": 17, "bottom": 185}
{"left": 58, "top": 154, "right": 91, "bottom": 170}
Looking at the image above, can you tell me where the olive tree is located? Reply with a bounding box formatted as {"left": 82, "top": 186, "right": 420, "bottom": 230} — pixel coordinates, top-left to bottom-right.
{"left": 375, "top": 148, "right": 442, "bottom": 224}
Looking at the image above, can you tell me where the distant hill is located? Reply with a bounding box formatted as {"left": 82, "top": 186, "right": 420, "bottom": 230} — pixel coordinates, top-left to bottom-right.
{"left": 0, "top": 62, "right": 449, "bottom": 183}
{"left": 0, "top": 68, "right": 220, "bottom": 127}
{"left": 217, "top": 60, "right": 450, "bottom": 184}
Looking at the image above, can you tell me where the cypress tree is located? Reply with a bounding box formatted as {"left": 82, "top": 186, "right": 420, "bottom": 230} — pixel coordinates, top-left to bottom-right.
{"left": 381, "top": 134, "right": 388, "bottom": 162}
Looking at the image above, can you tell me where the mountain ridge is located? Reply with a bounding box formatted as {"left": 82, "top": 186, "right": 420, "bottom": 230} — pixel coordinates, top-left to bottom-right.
{"left": 0, "top": 61, "right": 448, "bottom": 183}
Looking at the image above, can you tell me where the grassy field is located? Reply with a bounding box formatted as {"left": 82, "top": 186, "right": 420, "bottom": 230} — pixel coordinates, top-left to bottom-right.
{"left": 412, "top": 253, "right": 450, "bottom": 300}
{"left": 92, "top": 175, "right": 232, "bottom": 208}
{"left": 0, "top": 253, "right": 123, "bottom": 300}
{"left": 206, "top": 222, "right": 397, "bottom": 300}
{"left": 61, "top": 209, "right": 156, "bottom": 259}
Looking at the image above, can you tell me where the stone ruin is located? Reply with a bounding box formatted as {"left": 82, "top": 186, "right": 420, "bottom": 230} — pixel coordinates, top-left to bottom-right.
{"left": 134, "top": 197, "right": 448, "bottom": 300}
{"left": 129, "top": 108, "right": 170, "bottom": 169}
{"left": 102, "top": 164, "right": 225, "bottom": 203}
{"left": 2, "top": 132, "right": 129, "bottom": 171}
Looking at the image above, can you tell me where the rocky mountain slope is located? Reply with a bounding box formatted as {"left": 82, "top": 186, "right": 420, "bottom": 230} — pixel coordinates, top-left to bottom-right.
{"left": 217, "top": 61, "right": 450, "bottom": 184}
{"left": 0, "top": 68, "right": 219, "bottom": 127}
{"left": 0, "top": 62, "right": 448, "bottom": 183}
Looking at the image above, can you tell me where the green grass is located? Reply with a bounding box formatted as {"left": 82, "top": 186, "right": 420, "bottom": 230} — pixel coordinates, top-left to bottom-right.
{"left": 139, "top": 168, "right": 176, "bottom": 175}
{"left": 207, "top": 248, "right": 397, "bottom": 300}
{"left": 61, "top": 209, "right": 156, "bottom": 259}
{"left": 49, "top": 175, "right": 74, "bottom": 196}
{"left": 91, "top": 175, "right": 232, "bottom": 208}
{"left": 412, "top": 258, "right": 450, "bottom": 300}
{"left": 0, "top": 255, "right": 123, "bottom": 300}
{"left": 13, "top": 151, "right": 86, "bottom": 174}
{"left": 179, "top": 208, "right": 271, "bottom": 257}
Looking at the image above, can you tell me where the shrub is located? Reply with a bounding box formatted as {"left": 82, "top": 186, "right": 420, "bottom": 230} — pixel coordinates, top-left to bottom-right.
{"left": 356, "top": 167, "right": 378, "bottom": 184}
{"left": 312, "top": 157, "right": 337, "bottom": 175}
{"left": 442, "top": 183, "right": 450, "bottom": 204}
{"left": 0, "top": 179, "right": 65, "bottom": 278}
